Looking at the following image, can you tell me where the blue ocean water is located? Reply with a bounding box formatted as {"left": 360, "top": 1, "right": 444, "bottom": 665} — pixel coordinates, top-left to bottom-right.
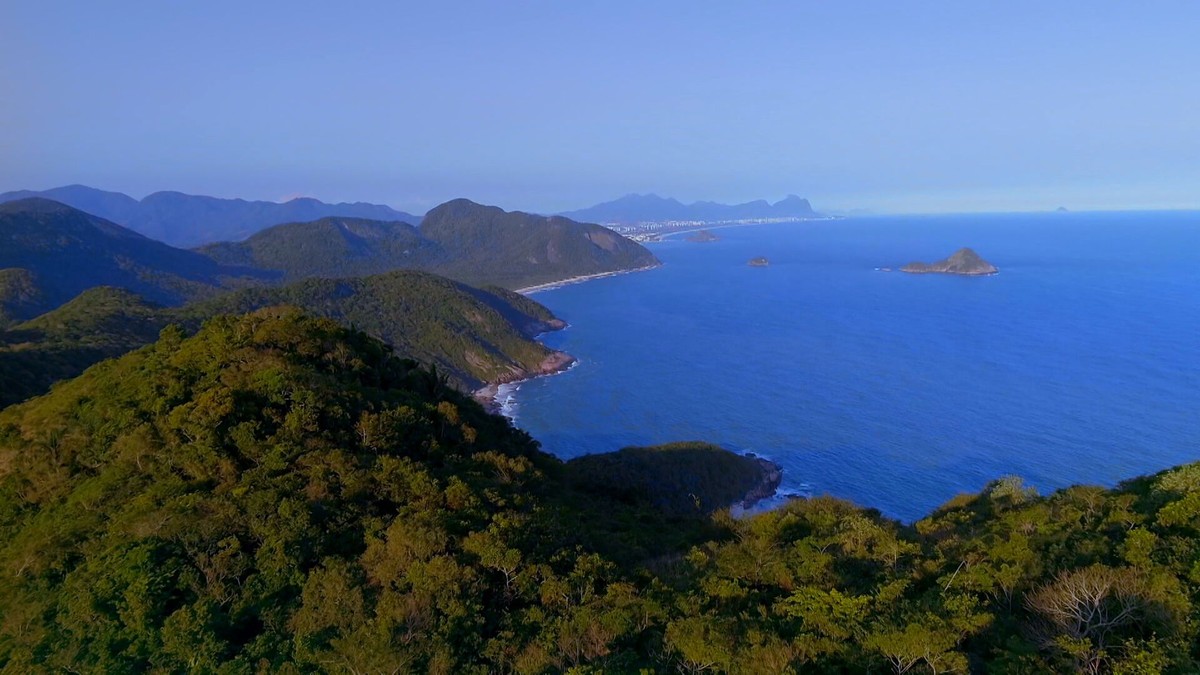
{"left": 506, "top": 212, "right": 1200, "bottom": 521}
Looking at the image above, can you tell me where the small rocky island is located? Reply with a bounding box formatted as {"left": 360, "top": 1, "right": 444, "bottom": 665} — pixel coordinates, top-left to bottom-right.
{"left": 686, "top": 229, "right": 719, "bottom": 243}
{"left": 901, "top": 248, "right": 997, "bottom": 276}
{"left": 748, "top": 256, "right": 770, "bottom": 267}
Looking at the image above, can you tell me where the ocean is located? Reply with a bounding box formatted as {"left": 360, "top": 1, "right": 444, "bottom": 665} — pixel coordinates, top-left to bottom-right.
{"left": 503, "top": 211, "right": 1200, "bottom": 521}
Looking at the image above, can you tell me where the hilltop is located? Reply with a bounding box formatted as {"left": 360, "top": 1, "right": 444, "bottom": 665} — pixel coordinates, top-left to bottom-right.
{"left": 1, "top": 308, "right": 1198, "bottom": 672}
{"left": 0, "top": 184, "right": 419, "bottom": 247}
{"left": 0, "top": 309, "right": 771, "bottom": 672}
{"left": 197, "top": 217, "right": 443, "bottom": 280}
{"left": 200, "top": 198, "right": 660, "bottom": 290}
{"left": 419, "top": 198, "right": 660, "bottom": 288}
{"left": 0, "top": 198, "right": 657, "bottom": 317}
{"left": 0, "top": 287, "right": 169, "bottom": 407}
{"left": 563, "top": 192, "right": 818, "bottom": 224}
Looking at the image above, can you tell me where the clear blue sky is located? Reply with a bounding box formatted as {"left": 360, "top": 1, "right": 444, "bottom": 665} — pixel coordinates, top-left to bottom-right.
{"left": 2, "top": 2, "right": 1197, "bottom": 214}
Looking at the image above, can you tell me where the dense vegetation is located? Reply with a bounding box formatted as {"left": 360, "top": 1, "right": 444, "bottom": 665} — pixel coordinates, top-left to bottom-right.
{"left": 0, "top": 272, "right": 567, "bottom": 406}
{"left": 199, "top": 199, "right": 660, "bottom": 290}
{"left": 0, "top": 309, "right": 746, "bottom": 672}
{"left": 418, "top": 199, "right": 659, "bottom": 289}
{"left": 0, "top": 199, "right": 273, "bottom": 319}
{"left": 564, "top": 442, "right": 774, "bottom": 516}
{"left": 1, "top": 309, "right": 1199, "bottom": 672}
{"left": 180, "top": 271, "right": 568, "bottom": 390}
{"left": 0, "top": 269, "right": 43, "bottom": 329}
{"left": 0, "top": 288, "right": 168, "bottom": 407}
{"left": 197, "top": 218, "right": 445, "bottom": 280}
{"left": 1, "top": 198, "right": 657, "bottom": 326}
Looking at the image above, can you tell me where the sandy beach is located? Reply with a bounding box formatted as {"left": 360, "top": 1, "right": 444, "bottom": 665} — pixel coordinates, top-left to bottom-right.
{"left": 514, "top": 263, "right": 661, "bottom": 295}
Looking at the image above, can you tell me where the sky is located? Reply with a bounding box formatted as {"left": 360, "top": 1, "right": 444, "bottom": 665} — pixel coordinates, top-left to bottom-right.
{"left": 2, "top": 1, "right": 1198, "bottom": 214}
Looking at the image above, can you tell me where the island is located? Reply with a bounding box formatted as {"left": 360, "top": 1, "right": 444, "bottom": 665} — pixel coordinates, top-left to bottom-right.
{"left": 686, "top": 229, "right": 719, "bottom": 243}
{"left": 748, "top": 256, "right": 770, "bottom": 267}
{"left": 900, "top": 247, "right": 997, "bottom": 276}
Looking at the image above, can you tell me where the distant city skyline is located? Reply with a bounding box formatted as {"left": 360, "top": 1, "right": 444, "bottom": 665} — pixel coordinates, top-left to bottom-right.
{"left": 3, "top": 2, "right": 1197, "bottom": 215}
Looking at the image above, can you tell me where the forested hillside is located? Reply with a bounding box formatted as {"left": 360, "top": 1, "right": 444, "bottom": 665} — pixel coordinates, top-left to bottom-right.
{"left": 0, "top": 287, "right": 168, "bottom": 407}
{"left": 0, "top": 272, "right": 568, "bottom": 407}
{"left": 180, "top": 271, "right": 570, "bottom": 391}
{"left": 1, "top": 309, "right": 1198, "bottom": 672}
{"left": 418, "top": 199, "right": 660, "bottom": 289}
{"left": 197, "top": 217, "right": 444, "bottom": 280}
{"left": 0, "top": 199, "right": 273, "bottom": 320}
{"left": 198, "top": 198, "right": 660, "bottom": 290}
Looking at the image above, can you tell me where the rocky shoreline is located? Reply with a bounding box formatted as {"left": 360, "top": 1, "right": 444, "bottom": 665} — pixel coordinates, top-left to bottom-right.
{"left": 738, "top": 456, "right": 784, "bottom": 509}
{"left": 900, "top": 247, "right": 998, "bottom": 276}
{"left": 473, "top": 350, "right": 577, "bottom": 415}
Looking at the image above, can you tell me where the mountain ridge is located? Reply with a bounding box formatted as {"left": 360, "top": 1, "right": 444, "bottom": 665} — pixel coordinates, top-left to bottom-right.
{"left": 0, "top": 198, "right": 274, "bottom": 321}
{"left": 202, "top": 198, "right": 661, "bottom": 290}
{"left": 562, "top": 192, "right": 819, "bottom": 223}
{"left": 0, "top": 270, "right": 571, "bottom": 407}
{"left": 0, "top": 184, "right": 420, "bottom": 247}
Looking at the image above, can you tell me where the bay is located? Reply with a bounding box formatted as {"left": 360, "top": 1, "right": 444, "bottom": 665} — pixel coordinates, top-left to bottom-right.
{"left": 508, "top": 211, "right": 1200, "bottom": 521}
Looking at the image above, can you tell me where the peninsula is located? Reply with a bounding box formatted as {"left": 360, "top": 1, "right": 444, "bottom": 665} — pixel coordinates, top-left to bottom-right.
{"left": 901, "top": 247, "right": 998, "bottom": 276}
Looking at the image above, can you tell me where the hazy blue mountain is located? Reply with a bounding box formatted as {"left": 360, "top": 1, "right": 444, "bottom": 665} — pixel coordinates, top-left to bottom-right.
{"left": 0, "top": 184, "right": 420, "bottom": 247}
{"left": 0, "top": 185, "right": 141, "bottom": 223}
{"left": 0, "top": 198, "right": 273, "bottom": 320}
{"left": 562, "top": 192, "right": 818, "bottom": 223}
{"left": 200, "top": 198, "right": 660, "bottom": 290}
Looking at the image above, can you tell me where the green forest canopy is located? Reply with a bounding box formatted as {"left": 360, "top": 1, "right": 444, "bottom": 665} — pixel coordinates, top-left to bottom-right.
{"left": 0, "top": 309, "right": 1198, "bottom": 672}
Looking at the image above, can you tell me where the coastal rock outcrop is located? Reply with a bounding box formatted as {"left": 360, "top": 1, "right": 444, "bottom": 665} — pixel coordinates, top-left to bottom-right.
{"left": 901, "top": 248, "right": 997, "bottom": 276}
{"left": 563, "top": 442, "right": 782, "bottom": 515}
{"left": 748, "top": 257, "right": 770, "bottom": 267}
{"left": 739, "top": 457, "right": 783, "bottom": 508}
{"left": 686, "top": 230, "right": 719, "bottom": 243}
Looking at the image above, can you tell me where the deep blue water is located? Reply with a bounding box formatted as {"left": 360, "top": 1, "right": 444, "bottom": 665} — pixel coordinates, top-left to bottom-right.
{"left": 505, "top": 212, "right": 1200, "bottom": 521}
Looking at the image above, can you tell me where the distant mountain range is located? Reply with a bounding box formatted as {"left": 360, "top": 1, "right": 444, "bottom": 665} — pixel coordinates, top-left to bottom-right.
{"left": 561, "top": 193, "right": 819, "bottom": 224}
{"left": 200, "top": 198, "right": 659, "bottom": 289}
{"left": 0, "top": 198, "right": 274, "bottom": 321}
{"left": 0, "top": 184, "right": 420, "bottom": 247}
{"left": 0, "top": 197, "right": 658, "bottom": 324}
{"left": 1, "top": 194, "right": 651, "bottom": 404}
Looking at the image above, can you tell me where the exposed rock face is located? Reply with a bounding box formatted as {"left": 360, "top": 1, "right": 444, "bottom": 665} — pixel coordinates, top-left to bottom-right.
{"left": 748, "top": 257, "right": 770, "bottom": 267}
{"left": 901, "top": 248, "right": 998, "bottom": 276}
{"left": 740, "top": 457, "right": 783, "bottom": 508}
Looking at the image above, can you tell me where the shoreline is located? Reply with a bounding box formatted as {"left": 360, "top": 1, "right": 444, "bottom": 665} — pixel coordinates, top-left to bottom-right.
{"left": 480, "top": 263, "right": 663, "bottom": 417}
{"left": 472, "top": 350, "right": 577, "bottom": 417}
{"left": 738, "top": 456, "right": 784, "bottom": 511}
{"left": 514, "top": 263, "right": 662, "bottom": 295}
{"left": 654, "top": 217, "right": 835, "bottom": 242}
